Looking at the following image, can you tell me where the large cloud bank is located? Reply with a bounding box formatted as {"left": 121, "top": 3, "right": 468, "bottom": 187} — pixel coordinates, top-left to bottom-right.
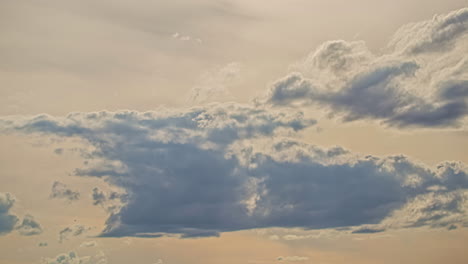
{"left": 1, "top": 102, "right": 467, "bottom": 238}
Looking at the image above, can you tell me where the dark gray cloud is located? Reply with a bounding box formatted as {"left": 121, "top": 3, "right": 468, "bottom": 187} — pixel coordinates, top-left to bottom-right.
{"left": 50, "top": 181, "right": 80, "bottom": 202}
{"left": 2, "top": 104, "right": 467, "bottom": 238}
{"left": 266, "top": 8, "right": 468, "bottom": 129}
{"left": 16, "top": 214, "right": 43, "bottom": 236}
{"left": 0, "top": 192, "right": 19, "bottom": 235}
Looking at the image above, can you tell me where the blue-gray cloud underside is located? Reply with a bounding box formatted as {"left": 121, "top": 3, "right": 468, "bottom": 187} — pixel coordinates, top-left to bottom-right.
{"left": 1, "top": 104, "right": 467, "bottom": 238}
{"left": 0, "top": 192, "right": 43, "bottom": 236}
{"left": 266, "top": 8, "right": 468, "bottom": 129}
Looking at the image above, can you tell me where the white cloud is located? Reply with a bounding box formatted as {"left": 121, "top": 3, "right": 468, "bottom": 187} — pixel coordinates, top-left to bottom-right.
{"left": 188, "top": 62, "right": 242, "bottom": 104}
{"left": 265, "top": 8, "right": 468, "bottom": 130}
{"left": 172, "top": 32, "right": 202, "bottom": 44}
{"left": 80, "top": 241, "right": 98, "bottom": 247}
{"left": 153, "top": 259, "right": 163, "bottom": 264}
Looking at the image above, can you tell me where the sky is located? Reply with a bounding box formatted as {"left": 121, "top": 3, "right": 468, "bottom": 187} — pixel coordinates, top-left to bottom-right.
{"left": 0, "top": 1, "right": 468, "bottom": 263}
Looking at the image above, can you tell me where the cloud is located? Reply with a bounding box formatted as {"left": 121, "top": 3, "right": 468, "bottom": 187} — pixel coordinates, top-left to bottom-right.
{"left": 41, "top": 251, "right": 107, "bottom": 264}
{"left": 0, "top": 192, "right": 43, "bottom": 236}
{"left": 265, "top": 8, "right": 468, "bottom": 129}
{"left": 0, "top": 192, "right": 19, "bottom": 235}
{"left": 1, "top": 102, "right": 467, "bottom": 238}
{"left": 172, "top": 32, "right": 202, "bottom": 44}
{"left": 153, "top": 259, "right": 163, "bottom": 264}
{"left": 59, "top": 225, "right": 89, "bottom": 243}
{"left": 351, "top": 227, "right": 385, "bottom": 234}
{"left": 188, "top": 62, "right": 241, "bottom": 104}
{"left": 16, "top": 214, "right": 43, "bottom": 236}
{"left": 92, "top": 188, "right": 107, "bottom": 206}
{"left": 277, "top": 256, "right": 309, "bottom": 262}
{"left": 80, "top": 241, "right": 98, "bottom": 248}
{"left": 50, "top": 181, "right": 80, "bottom": 202}
{"left": 91, "top": 187, "right": 127, "bottom": 210}
{"left": 38, "top": 242, "right": 48, "bottom": 247}
{"left": 388, "top": 8, "right": 468, "bottom": 55}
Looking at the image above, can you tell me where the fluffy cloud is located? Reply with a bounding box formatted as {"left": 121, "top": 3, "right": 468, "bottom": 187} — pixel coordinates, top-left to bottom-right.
{"left": 0, "top": 192, "right": 19, "bottom": 235}
{"left": 0, "top": 192, "right": 43, "bottom": 236}
{"left": 59, "top": 225, "right": 89, "bottom": 243}
{"left": 41, "top": 251, "right": 107, "bottom": 264}
{"left": 91, "top": 187, "right": 127, "bottom": 209}
{"left": 266, "top": 8, "right": 468, "bottom": 129}
{"left": 80, "top": 241, "right": 98, "bottom": 248}
{"left": 50, "top": 181, "right": 80, "bottom": 202}
{"left": 92, "top": 188, "right": 107, "bottom": 206}
{"left": 16, "top": 214, "right": 43, "bottom": 236}
{"left": 1, "top": 102, "right": 467, "bottom": 238}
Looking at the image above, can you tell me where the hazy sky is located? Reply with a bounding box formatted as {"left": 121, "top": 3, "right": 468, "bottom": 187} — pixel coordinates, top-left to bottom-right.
{"left": 1, "top": 1, "right": 468, "bottom": 264}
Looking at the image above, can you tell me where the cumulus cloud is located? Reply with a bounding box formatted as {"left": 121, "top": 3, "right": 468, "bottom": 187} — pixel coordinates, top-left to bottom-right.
{"left": 388, "top": 8, "right": 468, "bottom": 55}
{"left": 41, "top": 251, "right": 107, "bottom": 264}
{"left": 0, "top": 192, "right": 43, "bottom": 236}
{"left": 92, "top": 188, "right": 107, "bottom": 206}
{"left": 1, "top": 101, "right": 467, "bottom": 238}
{"left": 59, "top": 225, "right": 89, "bottom": 243}
{"left": 16, "top": 214, "right": 43, "bottom": 236}
{"left": 50, "top": 181, "right": 80, "bottom": 202}
{"left": 0, "top": 192, "right": 19, "bottom": 235}
{"left": 91, "top": 187, "right": 127, "bottom": 210}
{"left": 38, "top": 242, "right": 48, "bottom": 247}
{"left": 266, "top": 8, "right": 468, "bottom": 129}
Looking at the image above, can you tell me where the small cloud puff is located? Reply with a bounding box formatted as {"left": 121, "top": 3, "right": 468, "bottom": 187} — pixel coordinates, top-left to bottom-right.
{"left": 41, "top": 251, "right": 107, "bottom": 264}
{"left": 59, "top": 225, "right": 90, "bottom": 243}
{"left": 16, "top": 214, "right": 43, "bottom": 236}
{"left": 50, "top": 181, "right": 80, "bottom": 202}
{"left": 172, "top": 32, "right": 202, "bottom": 44}
{"left": 80, "top": 241, "right": 97, "bottom": 247}
{"left": 277, "top": 256, "right": 309, "bottom": 262}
